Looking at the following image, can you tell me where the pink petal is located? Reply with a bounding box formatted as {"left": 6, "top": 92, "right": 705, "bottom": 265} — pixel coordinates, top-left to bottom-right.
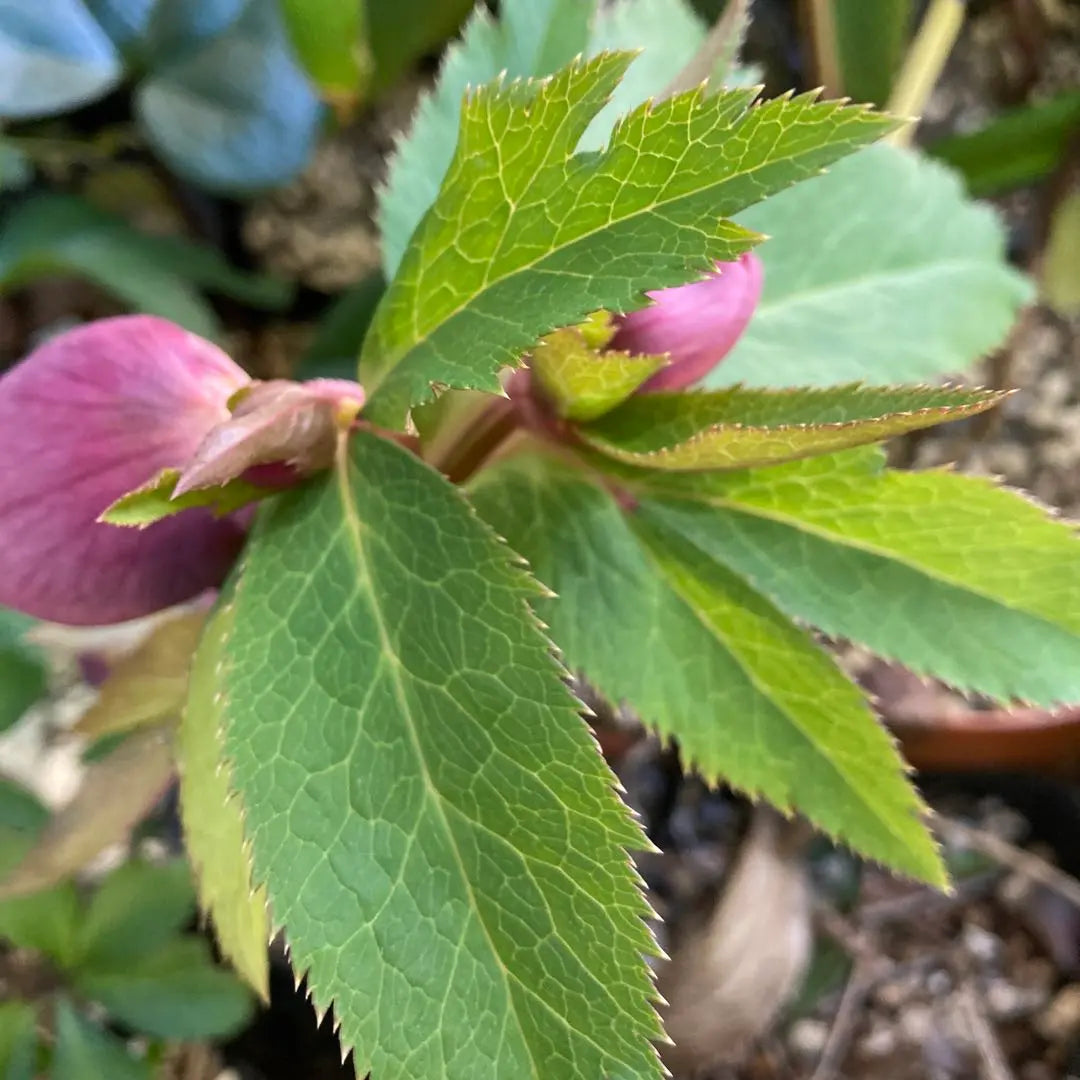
{"left": 174, "top": 377, "right": 365, "bottom": 497}
{"left": 0, "top": 316, "right": 251, "bottom": 625}
{"left": 610, "top": 253, "right": 764, "bottom": 392}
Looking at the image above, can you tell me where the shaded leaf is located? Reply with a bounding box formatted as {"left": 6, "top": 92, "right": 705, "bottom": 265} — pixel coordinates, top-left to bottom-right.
{"left": 77, "top": 859, "right": 195, "bottom": 966}
{"left": 136, "top": 0, "right": 323, "bottom": 193}
{"left": 0, "top": 777, "right": 48, "bottom": 834}
{"left": 84, "top": 0, "right": 156, "bottom": 51}
{"left": 1042, "top": 185, "right": 1080, "bottom": 317}
{"left": 469, "top": 452, "right": 943, "bottom": 884}
{"left": 363, "top": 54, "right": 896, "bottom": 427}
{"left": 0, "top": 195, "right": 217, "bottom": 339}
{"left": 99, "top": 467, "right": 269, "bottom": 528}
{"left": 0, "top": 195, "right": 292, "bottom": 337}
{"left": 928, "top": 91, "right": 1080, "bottom": 196}
{"left": 222, "top": 431, "right": 661, "bottom": 1079}
{"left": 531, "top": 324, "right": 667, "bottom": 421}
{"left": 634, "top": 447, "right": 1080, "bottom": 705}
{"left": 281, "top": 0, "right": 370, "bottom": 112}
{"left": 833, "top": 0, "right": 914, "bottom": 106}
{"left": 378, "top": 0, "right": 594, "bottom": 278}
{"left": 713, "top": 144, "right": 1034, "bottom": 387}
{"left": 0, "top": 139, "right": 31, "bottom": 192}
{"left": 143, "top": 0, "right": 244, "bottom": 60}
{"left": 52, "top": 998, "right": 151, "bottom": 1080}
{"left": 580, "top": 384, "right": 1005, "bottom": 470}
{"left": 296, "top": 273, "right": 385, "bottom": 380}
{"left": 0, "top": 0, "right": 121, "bottom": 119}
{"left": 0, "top": 793, "right": 81, "bottom": 964}
{"left": 365, "top": 0, "right": 474, "bottom": 94}
{"left": 177, "top": 594, "right": 269, "bottom": 1000}
{"left": 74, "top": 613, "right": 205, "bottom": 739}
{"left": 0, "top": 608, "right": 48, "bottom": 735}
{"left": 74, "top": 937, "right": 254, "bottom": 1040}
{"left": 0, "top": 1000, "right": 36, "bottom": 1080}
{"left": 0, "top": 728, "right": 174, "bottom": 900}
{"left": 0, "top": 878, "right": 80, "bottom": 964}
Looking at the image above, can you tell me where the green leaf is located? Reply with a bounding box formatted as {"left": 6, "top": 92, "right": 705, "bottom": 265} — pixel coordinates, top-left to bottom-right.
{"left": 76, "top": 860, "right": 195, "bottom": 967}
{"left": 363, "top": 54, "right": 896, "bottom": 427}
{"left": 531, "top": 324, "right": 668, "bottom": 421}
{"left": 281, "top": 0, "right": 371, "bottom": 111}
{"left": 378, "top": 0, "right": 595, "bottom": 278}
{"left": 52, "top": 999, "right": 151, "bottom": 1080}
{"left": 0, "top": 879, "right": 80, "bottom": 964}
{"left": 222, "top": 431, "right": 661, "bottom": 1079}
{"left": 0, "top": 195, "right": 292, "bottom": 340}
{"left": 0, "top": 777, "right": 48, "bottom": 835}
{"left": 100, "top": 467, "right": 272, "bottom": 528}
{"left": 177, "top": 595, "right": 269, "bottom": 1000}
{"left": 1042, "top": 186, "right": 1080, "bottom": 317}
{"left": 712, "top": 144, "right": 1035, "bottom": 388}
{"left": 833, "top": 0, "right": 914, "bottom": 106}
{"left": 580, "top": 384, "right": 1005, "bottom": 470}
{"left": 74, "top": 937, "right": 253, "bottom": 1041}
{"left": 296, "top": 273, "right": 385, "bottom": 381}
{"left": 0, "top": 1000, "right": 37, "bottom": 1080}
{"left": 469, "top": 452, "right": 943, "bottom": 884}
{"left": 631, "top": 448, "right": 1080, "bottom": 705}
{"left": 0, "top": 608, "right": 47, "bottom": 735}
{"left": 928, "top": 91, "right": 1080, "bottom": 196}
{"left": 366, "top": 0, "right": 474, "bottom": 94}
{"left": 0, "top": 779, "right": 80, "bottom": 967}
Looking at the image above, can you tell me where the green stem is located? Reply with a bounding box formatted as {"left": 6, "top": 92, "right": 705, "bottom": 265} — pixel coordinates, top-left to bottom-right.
{"left": 886, "top": 0, "right": 966, "bottom": 146}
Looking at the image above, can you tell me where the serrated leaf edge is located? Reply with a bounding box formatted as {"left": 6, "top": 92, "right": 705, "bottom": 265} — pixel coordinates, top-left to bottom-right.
{"left": 583, "top": 384, "right": 1011, "bottom": 466}
{"left": 223, "top": 431, "right": 666, "bottom": 1072}
{"left": 178, "top": 597, "right": 272, "bottom": 1002}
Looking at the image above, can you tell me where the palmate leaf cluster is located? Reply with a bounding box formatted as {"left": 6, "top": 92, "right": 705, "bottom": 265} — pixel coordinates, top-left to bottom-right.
{"left": 172, "top": 2, "right": 1069, "bottom": 1078}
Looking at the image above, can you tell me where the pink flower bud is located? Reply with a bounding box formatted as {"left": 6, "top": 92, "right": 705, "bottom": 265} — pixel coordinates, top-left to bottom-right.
{"left": 0, "top": 316, "right": 251, "bottom": 626}
{"left": 175, "top": 377, "right": 365, "bottom": 498}
{"left": 609, "top": 252, "right": 763, "bottom": 392}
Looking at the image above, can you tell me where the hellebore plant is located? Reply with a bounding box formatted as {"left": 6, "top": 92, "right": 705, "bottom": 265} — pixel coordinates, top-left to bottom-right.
{"left": 2, "top": 24, "right": 1078, "bottom": 1080}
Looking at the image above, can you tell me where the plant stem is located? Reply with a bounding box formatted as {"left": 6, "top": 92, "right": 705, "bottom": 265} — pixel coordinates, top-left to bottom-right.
{"left": 437, "top": 396, "right": 520, "bottom": 485}
{"left": 802, "top": 0, "right": 843, "bottom": 99}
{"left": 886, "top": 0, "right": 966, "bottom": 146}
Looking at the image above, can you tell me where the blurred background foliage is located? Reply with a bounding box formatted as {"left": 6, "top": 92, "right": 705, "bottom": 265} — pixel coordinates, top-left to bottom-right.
{"left": 0, "top": 0, "right": 1077, "bottom": 1076}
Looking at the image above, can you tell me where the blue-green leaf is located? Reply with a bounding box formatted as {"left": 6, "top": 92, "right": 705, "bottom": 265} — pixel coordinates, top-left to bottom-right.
{"left": 136, "top": 0, "right": 323, "bottom": 193}
{"left": 0, "top": 0, "right": 121, "bottom": 119}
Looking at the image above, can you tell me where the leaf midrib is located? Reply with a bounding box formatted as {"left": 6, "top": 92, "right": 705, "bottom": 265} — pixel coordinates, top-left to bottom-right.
{"left": 331, "top": 441, "right": 642, "bottom": 1079}
{"left": 649, "top": 487, "right": 1072, "bottom": 636}
{"left": 331, "top": 443, "right": 540, "bottom": 1080}
{"left": 637, "top": 521, "right": 919, "bottom": 859}
{"left": 371, "top": 98, "right": 880, "bottom": 385}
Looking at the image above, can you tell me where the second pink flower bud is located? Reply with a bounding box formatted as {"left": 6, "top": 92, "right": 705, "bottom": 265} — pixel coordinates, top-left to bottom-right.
{"left": 610, "top": 252, "right": 763, "bottom": 391}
